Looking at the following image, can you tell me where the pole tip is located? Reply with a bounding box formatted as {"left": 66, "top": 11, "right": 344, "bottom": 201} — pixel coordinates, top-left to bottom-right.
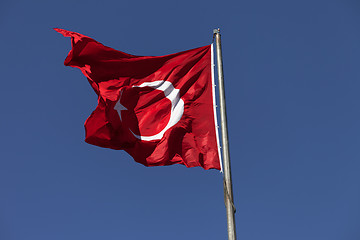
{"left": 213, "top": 28, "right": 220, "bottom": 34}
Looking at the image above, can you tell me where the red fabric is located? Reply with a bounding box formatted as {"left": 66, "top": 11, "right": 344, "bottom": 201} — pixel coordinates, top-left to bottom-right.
{"left": 55, "top": 28, "right": 220, "bottom": 170}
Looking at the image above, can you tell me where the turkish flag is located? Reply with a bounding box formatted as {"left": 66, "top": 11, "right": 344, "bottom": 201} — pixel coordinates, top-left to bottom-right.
{"left": 56, "top": 28, "right": 221, "bottom": 170}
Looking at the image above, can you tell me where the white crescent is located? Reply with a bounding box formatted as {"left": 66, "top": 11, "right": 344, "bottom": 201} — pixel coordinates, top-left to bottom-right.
{"left": 114, "top": 80, "right": 184, "bottom": 141}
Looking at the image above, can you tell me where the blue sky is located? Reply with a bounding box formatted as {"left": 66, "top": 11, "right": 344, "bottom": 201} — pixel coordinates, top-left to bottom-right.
{"left": 1, "top": 0, "right": 360, "bottom": 239}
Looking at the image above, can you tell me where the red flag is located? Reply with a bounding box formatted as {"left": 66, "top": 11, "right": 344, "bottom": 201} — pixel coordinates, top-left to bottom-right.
{"left": 55, "top": 28, "right": 221, "bottom": 170}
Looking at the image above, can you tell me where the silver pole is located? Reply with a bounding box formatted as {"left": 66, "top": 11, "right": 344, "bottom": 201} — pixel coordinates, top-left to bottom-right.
{"left": 213, "top": 28, "right": 237, "bottom": 240}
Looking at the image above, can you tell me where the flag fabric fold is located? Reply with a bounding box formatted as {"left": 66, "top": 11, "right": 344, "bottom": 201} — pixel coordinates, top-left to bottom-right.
{"left": 55, "top": 28, "right": 221, "bottom": 170}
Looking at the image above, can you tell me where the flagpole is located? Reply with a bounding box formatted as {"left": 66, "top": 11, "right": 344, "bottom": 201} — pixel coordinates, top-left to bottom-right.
{"left": 213, "top": 28, "right": 237, "bottom": 240}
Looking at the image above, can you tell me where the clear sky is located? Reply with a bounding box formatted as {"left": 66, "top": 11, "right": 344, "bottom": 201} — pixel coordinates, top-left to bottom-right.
{"left": 1, "top": 0, "right": 359, "bottom": 239}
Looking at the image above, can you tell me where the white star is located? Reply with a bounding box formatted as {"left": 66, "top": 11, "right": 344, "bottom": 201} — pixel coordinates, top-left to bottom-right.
{"left": 114, "top": 89, "right": 127, "bottom": 121}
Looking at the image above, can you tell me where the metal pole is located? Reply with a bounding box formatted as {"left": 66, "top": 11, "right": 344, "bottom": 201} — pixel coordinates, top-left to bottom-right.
{"left": 213, "top": 28, "right": 237, "bottom": 240}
